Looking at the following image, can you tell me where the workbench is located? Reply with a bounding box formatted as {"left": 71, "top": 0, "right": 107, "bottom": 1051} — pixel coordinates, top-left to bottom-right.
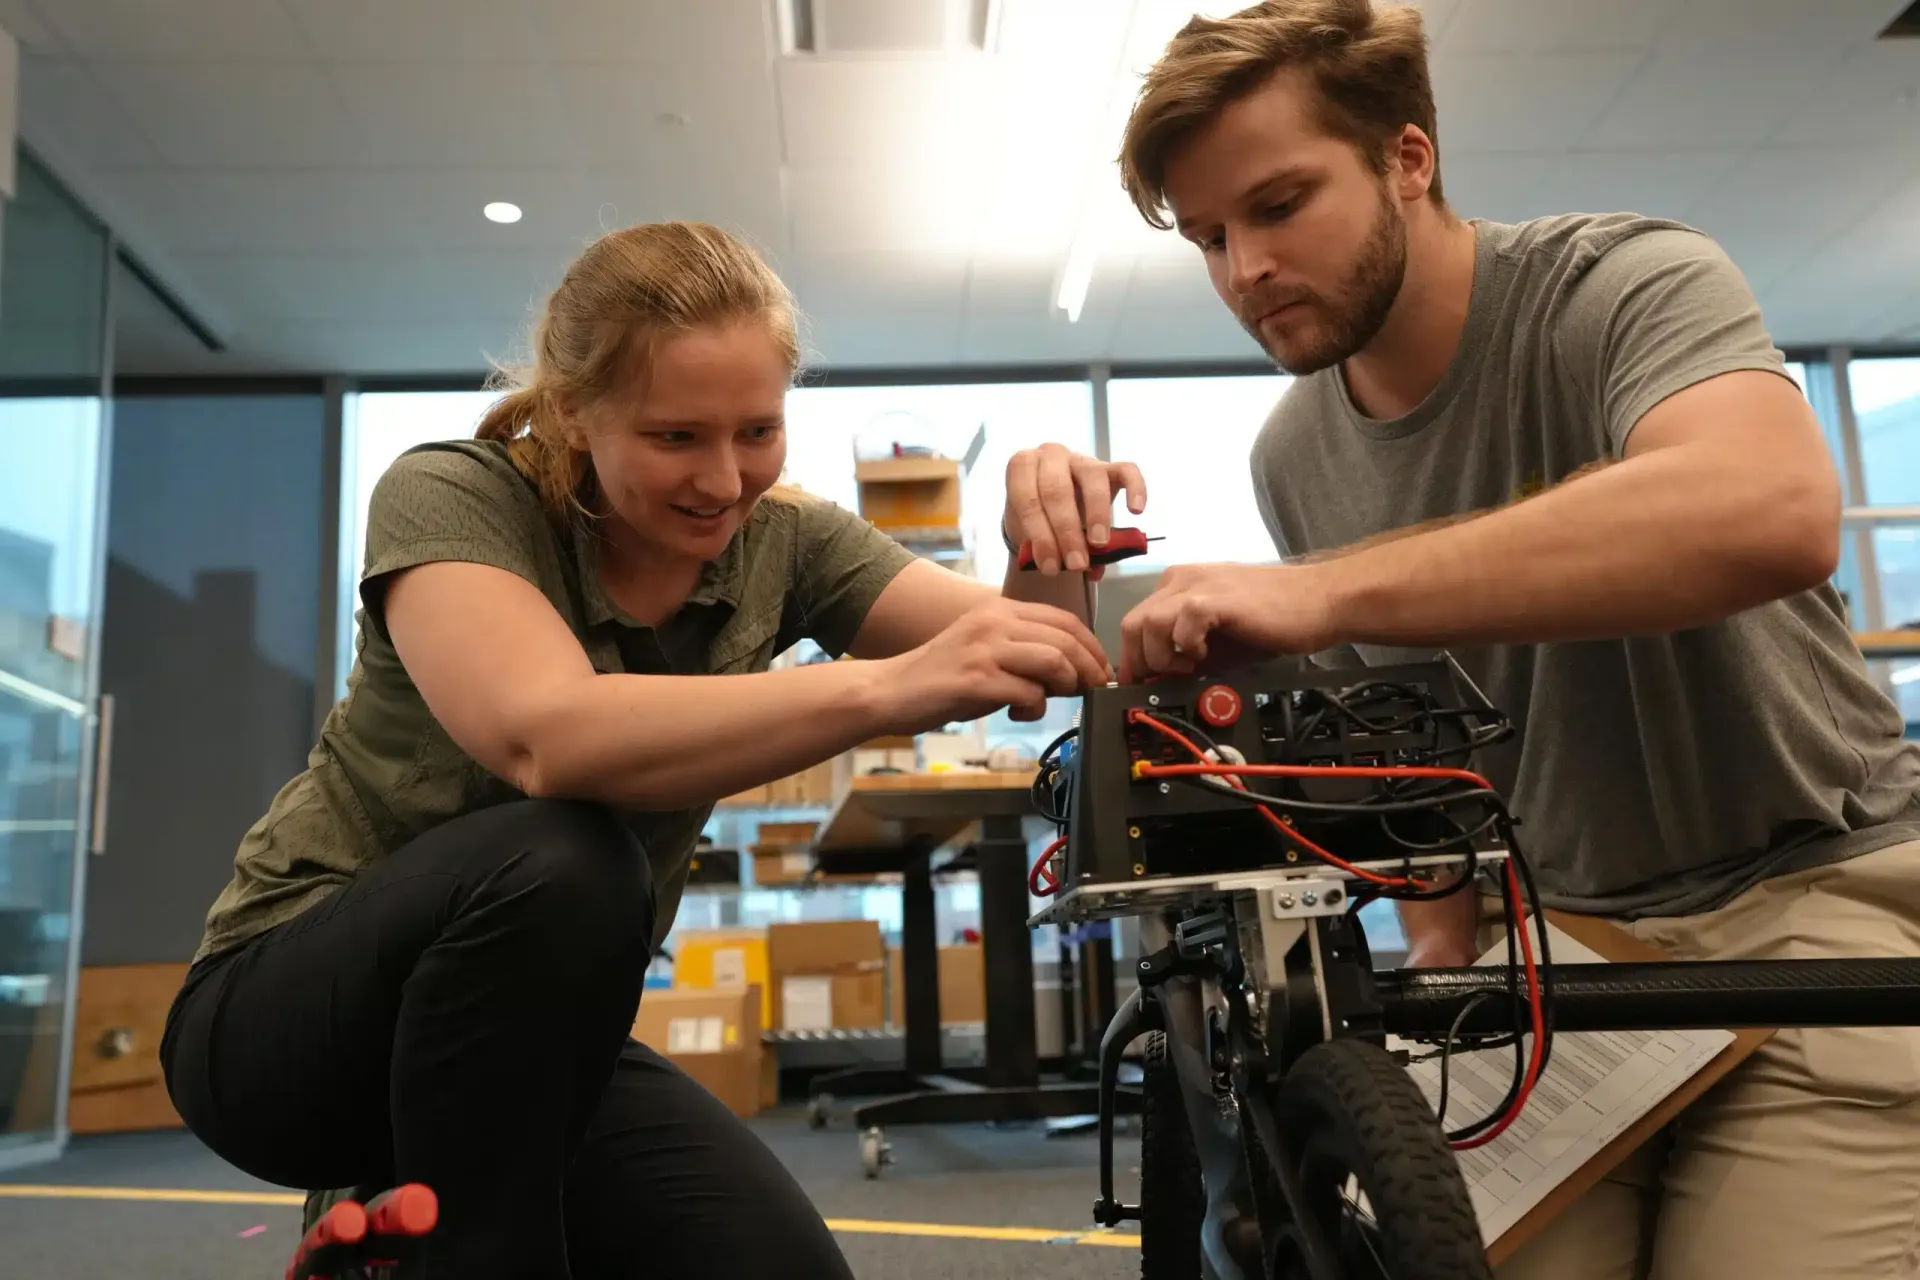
{"left": 1857, "top": 629, "right": 1920, "bottom": 660}
{"left": 804, "top": 770, "right": 1125, "bottom": 1161}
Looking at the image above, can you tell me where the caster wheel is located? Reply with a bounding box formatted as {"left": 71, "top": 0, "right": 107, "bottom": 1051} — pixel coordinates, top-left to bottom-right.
{"left": 859, "top": 1126, "right": 893, "bottom": 1179}
{"left": 807, "top": 1094, "right": 832, "bottom": 1130}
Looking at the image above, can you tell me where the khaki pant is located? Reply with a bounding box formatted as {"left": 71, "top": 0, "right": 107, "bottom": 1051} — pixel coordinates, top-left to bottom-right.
{"left": 1489, "top": 838, "right": 1920, "bottom": 1280}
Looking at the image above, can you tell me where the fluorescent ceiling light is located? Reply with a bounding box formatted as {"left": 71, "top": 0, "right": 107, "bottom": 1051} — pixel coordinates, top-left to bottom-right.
{"left": 483, "top": 201, "right": 523, "bottom": 225}
{"left": 1056, "top": 235, "right": 1098, "bottom": 323}
{"left": 1892, "top": 663, "right": 1920, "bottom": 686}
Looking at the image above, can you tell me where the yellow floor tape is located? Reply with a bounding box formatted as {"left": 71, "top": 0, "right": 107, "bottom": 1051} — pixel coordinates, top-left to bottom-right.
{"left": 0, "top": 1184, "right": 1143, "bottom": 1249}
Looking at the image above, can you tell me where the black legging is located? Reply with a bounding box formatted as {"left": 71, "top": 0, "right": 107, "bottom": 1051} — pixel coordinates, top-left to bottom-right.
{"left": 161, "top": 798, "right": 854, "bottom": 1280}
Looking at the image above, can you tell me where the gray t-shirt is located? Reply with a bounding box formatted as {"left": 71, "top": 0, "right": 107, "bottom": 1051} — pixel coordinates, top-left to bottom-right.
{"left": 1252, "top": 213, "right": 1920, "bottom": 919}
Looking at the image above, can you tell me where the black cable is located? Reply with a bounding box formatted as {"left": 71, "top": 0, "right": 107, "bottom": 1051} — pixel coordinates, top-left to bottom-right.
{"left": 1444, "top": 865, "right": 1529, "bottom": 1143}
{"left": 1429, "top": 991, "right": 1501, "bottom": 1129}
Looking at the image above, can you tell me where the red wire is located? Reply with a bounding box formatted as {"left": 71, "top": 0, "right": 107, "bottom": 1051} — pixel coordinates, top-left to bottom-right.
{"left": 1029, "top": 835, "right": 1067, "bottom": 897}
{"left": 1448, "top": 859, "right": 1545, "bottom": 1151}
{"left": 1123, "top": 710, "right": 1545, "bottom": 1146}
{"left": 1125, "top": 711, "right": 1416, "bottom": 888}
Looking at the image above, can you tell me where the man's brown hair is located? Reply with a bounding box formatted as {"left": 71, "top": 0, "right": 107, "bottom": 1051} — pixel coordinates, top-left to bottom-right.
{"left": 1119, "top": 0, "right": 1441, "bottom": 230}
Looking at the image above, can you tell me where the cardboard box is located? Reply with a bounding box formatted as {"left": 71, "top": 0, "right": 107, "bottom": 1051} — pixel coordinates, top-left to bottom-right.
{"left": 632, "top": 986, "right": 764, "bottom": 1118}
{"left": 751, "top": 848, "right": 815, "bottom": 886}
{"left": 672, "top": 929, "right": 771, "bottom": 1029}
{"left": 856, "top": 457, "right": 962, "bottom": 532}
{"left": 768, "top": 920, "right": 885, "bottom": 1029}
{"left": 887, "top": 942, "right": 986, "bottom": 1026}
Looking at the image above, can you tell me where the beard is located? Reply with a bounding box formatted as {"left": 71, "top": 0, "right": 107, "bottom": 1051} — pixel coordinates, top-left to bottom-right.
{"left": 1235, "top": 184, "right": 1408, "bottom": 375}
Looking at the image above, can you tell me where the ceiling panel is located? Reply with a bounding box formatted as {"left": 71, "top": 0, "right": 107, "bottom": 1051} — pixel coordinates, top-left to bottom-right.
{"left": 175, "top": 248, "right": 568, "bottom": 324}
{"left": 1527, "top": 148, "right": 1748, "bottom": 221}
{"left": 1658, "top": 0, "right": 1912, "bottom": 49}
{"left": 231, "top": 315, "right": 533, "bottom": 374}
{"left": 1771, "top": 41, "right": 1920, "bottom": 145}
{"left": 97, "top": 58, "right": 368, "bottom": 168}
{"left": 538, "top": 0, "right": 770, "bottom": 66}
{"left": 18, "top": 55, "right": 159, "bottom": 167}
{"left": 36, "top": 0, "right": 309, "bottom": 60}
{"left": 0, "top": 0, "right": 66, "bottom": 51}
{"left": 577, "top": 165, "right": 790, "bottom": 258}
{"left": 791, "top": 250, "right": 968, "bottom": 365}
{"left": 1439, "top": 0, "right": 1674, "bottom": 53}
{"left": 282, "top": 0, "right": 540, "bottom": 62}
{"left": 556, "top": 58, "right": 782, "bottom": 174}
{"left": 1581, "top": 46, "right": 1840, "bottom": 149}
{"left": 787, "top": 161, "right": 984, "bottom": 255}
{"left": 1685, "top": 146, "right": 1915, "bottom": 290}
{"left": 328, "top": 61, "right": 575, "bottom": 169}
{"left": 776, "top": 57, "right": 994, "bottom": 169}
{"left": 957, "top": 259, "right": 1118, "bottom": 364}
{"left": 1433, "top": 51, "right": 1643, "bottom": 151}
{"left": 1439, "top": 150, "right": 1568, "bottom": 222}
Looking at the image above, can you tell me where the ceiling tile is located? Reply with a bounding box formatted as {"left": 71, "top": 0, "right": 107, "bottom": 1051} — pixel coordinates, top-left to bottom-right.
{"left": 98, "top": 59, "right": 368, "bottom": 168}
{"left": 776, "top": 57, "right": 994, "bottom": 169}
{"left": 282, "top": 0, "right": 539, "bottom": 61}
{"left": 328, "top": 61, "right": 574, "bottom": 168}
{"left": 1686, "top": 147, "right": 1915, "bottom": 289}
{"left": 107, "top": 168, "right": 599, "bottom": 254}
{"left": 957, "top": 258, "right": 1116, "bottom": 364}
{"left": 1771, "top": 41, "right": 1920, "bottom": 145}
{"left": 1439, "top": 0, "right": 1674, "bottom": 53}
{"left": 18, "top": 55, "right": 159, "bottom": 167}
{"left": 555, "top": 58, "right": 782, "bottom": 174}
{"left": 1658, "top": 0, "right": 1911, "bottom": 49}
{"left": 1433, "top": 51, "right": 1644, "bottom": 151}
{"left": 38, "top": 0, "right": 308, "bottom": 59}
{"left": 790, "top": 250, "right": 967, "bottom": 365}
{"left": 1582, "top": 47, "right": 1840, "bottom": 149}
{"left": 229, "top": 315, "right": 532, "bottom": 374}
{"left": 175, "top": 249, "right": 569, "bottom": 326}
{"left": 787, "top": 161, "right": 984, "bottom": 255}
{"left": 1439, "top": 150, "right": 1568, "bottom": 222}
{"left": 1529, "top": 148, "right": 1748, "bottom": 221}
{"left": 579, "top": 166, "right": 789, "bottom": 258}
{"left": 539, "top": 0, "right": 770, "bottom": 65}
{"left": 0, "top": 0, "right": 67, "bottom": 52}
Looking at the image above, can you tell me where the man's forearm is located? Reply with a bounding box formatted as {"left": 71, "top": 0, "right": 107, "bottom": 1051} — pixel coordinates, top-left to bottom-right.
{"left": 1314, "top": 443, "right": 1837, "bottom": 649}
{"left": 1397, "top": 878, "right": 1481, "bottom": 965}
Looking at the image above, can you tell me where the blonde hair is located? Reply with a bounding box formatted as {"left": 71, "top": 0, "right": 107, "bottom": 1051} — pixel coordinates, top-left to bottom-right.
{"left": 476, "top": 221, "right": 801, "bottom": 519}
{"left": 1119, "top": 0, "right": 1441, "bottom": 231}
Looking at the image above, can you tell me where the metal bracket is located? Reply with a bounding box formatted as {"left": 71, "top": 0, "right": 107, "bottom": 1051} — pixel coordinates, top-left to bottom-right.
{"left": 1261, "top": 878, "right": 1349, "bottom": 919}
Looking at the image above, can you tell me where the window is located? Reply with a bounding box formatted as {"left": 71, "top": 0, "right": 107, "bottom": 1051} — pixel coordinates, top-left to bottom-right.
{"left": 783, "top": 380, "right": 1096, "bottom": 583}
{"left": 1842, "top": 357, "right": 1920, "bottom": 726}
{"left": 336, "top": 390, "right": 506, "bottom": 695}
{"left": 1104, "top": 374, "right": 1294, "bottom": 571}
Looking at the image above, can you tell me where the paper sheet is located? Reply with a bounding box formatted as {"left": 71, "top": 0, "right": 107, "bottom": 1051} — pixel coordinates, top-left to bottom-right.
{"left": 1392, "top": 925, "right": 1735, "bottom": 1246}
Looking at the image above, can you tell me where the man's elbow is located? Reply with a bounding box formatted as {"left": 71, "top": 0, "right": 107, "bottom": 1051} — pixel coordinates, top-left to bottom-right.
{"left": 1753, "top": 469, "right": 1842, "bottom": 595}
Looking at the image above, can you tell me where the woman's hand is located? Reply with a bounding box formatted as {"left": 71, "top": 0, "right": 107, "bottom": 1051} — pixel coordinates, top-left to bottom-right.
{"left": 876, "top": 597, "right": 1114, "bottom": 729}
{"left": 1118, "top": 562, "right": 1341, "bottom": 683}
{"left": 1004, "top": 443, "right": 1147, "bottom": 580}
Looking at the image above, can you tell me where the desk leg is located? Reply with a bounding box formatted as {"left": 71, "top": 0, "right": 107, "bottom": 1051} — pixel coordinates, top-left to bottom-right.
{"left": 901, "top": 842, "right": 941, "bottom": 1076}
{"left": 978, "top": 814, "right": 1038, "bottom": 1088}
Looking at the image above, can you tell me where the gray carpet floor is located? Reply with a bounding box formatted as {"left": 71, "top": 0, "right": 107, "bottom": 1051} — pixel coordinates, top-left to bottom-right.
{"left": 0, "top": 1110, "right": 1145, "bottom": 1279}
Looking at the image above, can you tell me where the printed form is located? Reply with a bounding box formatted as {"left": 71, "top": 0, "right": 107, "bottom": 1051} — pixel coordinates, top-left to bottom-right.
{"left": 1390, "top": 925, "right": 1735, "bottom": 1246}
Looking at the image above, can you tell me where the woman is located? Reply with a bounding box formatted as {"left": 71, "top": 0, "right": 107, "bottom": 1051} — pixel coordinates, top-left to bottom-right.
{"left": 160, "top": 221, "right": 1144, "bottom": 1278}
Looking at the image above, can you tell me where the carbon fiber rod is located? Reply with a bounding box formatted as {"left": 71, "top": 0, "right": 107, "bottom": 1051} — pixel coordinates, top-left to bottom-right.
{"left": 1375, "top": 958, "right": 1920, "bottom": 1036}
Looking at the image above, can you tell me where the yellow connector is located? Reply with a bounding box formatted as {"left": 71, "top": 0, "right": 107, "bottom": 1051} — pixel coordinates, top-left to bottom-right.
{"left": 1131, "top": 760, "right": 1149, "bottom": 781}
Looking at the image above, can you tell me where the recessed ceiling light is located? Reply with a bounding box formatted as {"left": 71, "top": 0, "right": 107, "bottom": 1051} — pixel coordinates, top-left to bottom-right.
{"left": 483, "top": 201, "right": 523, "bottom": 224}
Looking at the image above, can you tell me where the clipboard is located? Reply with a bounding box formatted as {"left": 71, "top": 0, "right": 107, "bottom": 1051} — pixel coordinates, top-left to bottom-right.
{"left": 1482, "top": 910, "right": 1775, "bottom": 1265}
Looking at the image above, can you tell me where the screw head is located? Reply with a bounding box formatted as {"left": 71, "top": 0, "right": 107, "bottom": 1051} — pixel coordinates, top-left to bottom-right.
{"left": 1301, "top": 890, "right": 1318, "bottom": 907}
{"left": 1147, "top": 694, "right": 1161, "bottom": 706}
{"left": 1277, "top": 892, "right": 1295, "bottom": 909}
{"left": 1158, "top": 782, "right": 1171, "bottom": 794}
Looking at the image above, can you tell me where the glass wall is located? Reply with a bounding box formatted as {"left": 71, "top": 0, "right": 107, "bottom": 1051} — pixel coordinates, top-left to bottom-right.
{"left": 86, "top": 393, "right": 328, "bottom": 968}
{"left": 0, "top": 150, "right": 110, "bottom": 1159}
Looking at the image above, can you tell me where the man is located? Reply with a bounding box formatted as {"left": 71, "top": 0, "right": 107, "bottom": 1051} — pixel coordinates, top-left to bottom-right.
{"left": 1110, "top": 2, "right": 1920, "bottom": 1277}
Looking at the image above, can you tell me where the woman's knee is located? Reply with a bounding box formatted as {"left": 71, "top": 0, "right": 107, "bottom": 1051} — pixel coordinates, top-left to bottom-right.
{"left": 468, "top": 799, "right": 655, "bottom": 963}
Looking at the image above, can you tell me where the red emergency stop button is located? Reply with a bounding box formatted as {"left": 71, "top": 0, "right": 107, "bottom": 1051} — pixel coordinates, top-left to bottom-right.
{"left": 1198, "top": 684, "right": 1242, "bottom": 727}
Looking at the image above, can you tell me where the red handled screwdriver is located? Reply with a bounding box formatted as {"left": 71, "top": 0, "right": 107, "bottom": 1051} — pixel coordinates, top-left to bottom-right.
{"left": 1016, "top": 527, "right": 1162, "bottom": 570}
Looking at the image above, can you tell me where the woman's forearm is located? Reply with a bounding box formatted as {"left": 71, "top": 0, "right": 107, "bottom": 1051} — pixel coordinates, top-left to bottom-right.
{"left": 522, "top": 659, "right": 900, "bottom": 810}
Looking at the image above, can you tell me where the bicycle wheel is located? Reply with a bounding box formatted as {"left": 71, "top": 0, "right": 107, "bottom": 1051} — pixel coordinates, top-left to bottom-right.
{"left": 1139, "top": 1031, "right": 1206, "bottom": 1280}
{"left": 1267, "top": 1038, "right": 1489, "bottom": 1280}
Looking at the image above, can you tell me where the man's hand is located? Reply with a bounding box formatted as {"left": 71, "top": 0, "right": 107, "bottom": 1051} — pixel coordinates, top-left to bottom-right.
{"left": 1004, "top": 442, "right": 1146, "bottom": 580}
{"left": 1118, "top": 562, "right": 1338, "bottom": 683}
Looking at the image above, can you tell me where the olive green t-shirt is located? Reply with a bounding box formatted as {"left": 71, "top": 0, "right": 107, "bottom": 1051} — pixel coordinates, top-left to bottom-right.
{"left": 193, "top": 439, "right": 917, "bottom": 964}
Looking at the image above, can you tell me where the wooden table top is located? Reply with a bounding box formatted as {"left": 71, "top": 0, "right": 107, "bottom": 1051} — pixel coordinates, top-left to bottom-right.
{"left": 813, "top": 769, "right": 1040, "bottom": 853}
{"left": 1857, "top": 630, "right": 1920, "bottom": 659}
